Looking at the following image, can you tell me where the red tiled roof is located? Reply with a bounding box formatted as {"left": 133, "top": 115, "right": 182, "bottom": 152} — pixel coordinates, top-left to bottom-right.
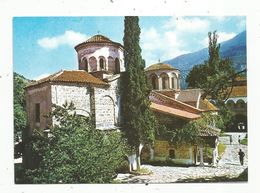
{"left": 177, "top": 89, "right": 202, "bottom": 103}
{"left": 150, "top": 91, "right": 202, "bottom": 114}
{"left": 150, "top": 102, "right": 200, "bottom": 119}
{"left": 227, "top": 85, "right": 247, "bottom": 97}
{"left": 26, "top": 70, "right": 108, "bottom": 88}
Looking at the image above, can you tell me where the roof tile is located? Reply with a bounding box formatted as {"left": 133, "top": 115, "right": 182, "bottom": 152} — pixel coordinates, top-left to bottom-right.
{"left": 26, "top": 70, "right": 108, "bottom": 88}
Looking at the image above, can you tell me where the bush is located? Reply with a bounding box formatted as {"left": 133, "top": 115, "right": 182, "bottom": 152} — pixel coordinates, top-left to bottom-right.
{"left": 24, "top": 102, "right": 128, "bottom": 183}
{"left": 240, "top": 138, "right": 248, "bottom": 145}
{"left": 218, "top": 143, "right": 226, "bottom": 157}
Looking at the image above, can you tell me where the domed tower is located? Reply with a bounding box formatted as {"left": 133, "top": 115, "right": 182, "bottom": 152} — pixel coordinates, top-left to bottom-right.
{"left": 145, "top": 62, "right": 180, "bottom": 90}
{"left": 74, "top": 35, "right": 125, "bottom": 78}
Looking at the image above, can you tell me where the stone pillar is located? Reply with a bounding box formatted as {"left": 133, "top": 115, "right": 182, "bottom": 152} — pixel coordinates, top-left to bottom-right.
{"left": 199, "top": 145, "right": 204, "bottom": 166}
{"left": 158, "top": 77, "right": 162, "bottom": 90}
{"left": 212, "top": 148, "right": 218, "bottom": 166}
{"left": 128, "top": 154, "right": 137, "bottom": 171}
{"left": 169, "top": 76, "right": 173, "bottom": 89}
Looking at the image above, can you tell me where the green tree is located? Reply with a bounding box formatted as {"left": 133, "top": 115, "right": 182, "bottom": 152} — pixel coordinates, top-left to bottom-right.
{"left": 121, "top": 16, "right": 158, "bottom": 170}
{"left": 14, "top": 72, "right": 28, "bottom": 142}
{"left": 186, "top": 31, "right": 237, "bottom": 101}
{"left": 24, "top": 102, "right": 128, "bottom": 183}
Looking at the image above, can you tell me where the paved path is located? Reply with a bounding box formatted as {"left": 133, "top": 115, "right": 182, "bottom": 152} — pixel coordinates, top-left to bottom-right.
{"left": 116, "top": 144, "right": 248, "bottom": 183}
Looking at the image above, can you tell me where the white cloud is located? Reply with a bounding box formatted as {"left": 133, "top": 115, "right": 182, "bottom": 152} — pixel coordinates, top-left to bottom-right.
{"left": 213, "top": 16, "right": 228, "bottom": 22}
{"left": 201, "top": 32, "right": 236, "bottom": 47}
{"left": 38, "top": 30, "right": 88, "bottom": 49}
{"left": 141, "top": 27, "right": 189, "bottom": 66}
{"left": 33, "top": 73, "right": 50, "bottom": 80}
{"left": 237, "top": 19, "right": 246, "bottom": 30}
{"left": 163, "top": 17, "right": 210, "bottom": 32}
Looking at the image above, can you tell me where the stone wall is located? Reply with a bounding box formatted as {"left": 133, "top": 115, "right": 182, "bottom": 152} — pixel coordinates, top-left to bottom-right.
{"left": 154, "top": 140, "right": 194, "bottom": 165}
{"left": 25, "top": 83, "right": 52, "bottom": 133}
{"left": 94, "top": 78, "right": 120, "bottom": 129}
{"left": 51, "top": 83, "right": 91, "bottom": 121}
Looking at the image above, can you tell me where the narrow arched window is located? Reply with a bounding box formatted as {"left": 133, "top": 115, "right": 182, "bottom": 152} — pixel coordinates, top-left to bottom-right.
{"left": 115, "top": 58, "right": 120, "bottom": 74}
{"left": 84, "top": 59, "right": 88, "bottom": 72}
{"left": 160, "top": 73, "right": 169, "bottom": 90}
{"left": 100, "top": 58, "right": 104, "bottom": 70}
{"left": 150, "top": 74, "right": 158, "bottom": 90}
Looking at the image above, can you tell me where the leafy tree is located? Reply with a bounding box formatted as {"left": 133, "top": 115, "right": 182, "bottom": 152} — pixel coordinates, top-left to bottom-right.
{"left": 14, "top": 72, "right": 28, "bottom": 142}
{"left": 186, "top": 31, "right": 237, "bottom": 101}
{"left": 158, "top": 113, "right": 222, "bottom": 146}
{"left": 121, "top": 16, "right": 158, "bottom": 170}
{"left": 24, "top": 102, "right": 128, "bottom": 183}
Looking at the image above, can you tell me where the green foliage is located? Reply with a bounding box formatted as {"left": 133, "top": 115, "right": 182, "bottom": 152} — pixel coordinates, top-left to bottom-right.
{"left": 24, "top": 102, "right": 128, "bottom": 183}
{"left": 186, "top": 31, "right": 236, "bottom": 101}
{"left": 157, "top": 113, "right": 220, "bottom": 146}
{"left": 14, "top": 72, "right": 28, "bottom": 142}
{"left": 217, "top": 104, "right": 235, "bottom": 131}
{"left": 121, "top": 16, "right": 158, "bottom": 151}
{"left": 240, "top": 138, "right": 247, "bottom": 145}
{"left": 218, "top": 143, "right": 226, "bottom": 157}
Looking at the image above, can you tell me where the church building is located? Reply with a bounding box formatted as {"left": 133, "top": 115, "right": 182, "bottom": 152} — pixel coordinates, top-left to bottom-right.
{"left": 25, "top": 34, "right": 220, "bottom": 167}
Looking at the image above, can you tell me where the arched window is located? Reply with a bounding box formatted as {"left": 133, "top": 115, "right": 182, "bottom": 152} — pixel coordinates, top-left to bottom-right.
{"left": 226, "top": 100, "right": 235, "bottom": 109}
{"left": 236, "top": 100, "right": 246, "bottom": 109}
{"left": 115, "top": 58, "right": 120, "bottom": 74}
{"left": 108, "top": 56, "right": 114, "bottom": 72}
{"left": 160, "top": 73, "right": 169, "bottom": 89}
{"left": 84, "top": 59, "right": 88, "bottom": 72}
{"left": 89, "top": 57, "right": 97, "bottom": 72}
{"left": 99, "top": 58, "right": 104, "bottom": 70}
{"left": 150, "top": 74, "right": 158, "bottom": 90}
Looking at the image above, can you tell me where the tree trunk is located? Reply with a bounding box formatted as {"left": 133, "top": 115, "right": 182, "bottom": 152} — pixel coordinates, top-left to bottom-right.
{"left": 199, "top": 145, "right": 204, "bottom": 166}
{"left": 136, "top": 144, "right": 144, "bottom": 171}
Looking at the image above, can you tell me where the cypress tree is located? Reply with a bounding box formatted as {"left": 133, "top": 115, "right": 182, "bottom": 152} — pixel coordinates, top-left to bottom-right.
{"left": 121, "top": 16, "right": 158, "bottom": 170}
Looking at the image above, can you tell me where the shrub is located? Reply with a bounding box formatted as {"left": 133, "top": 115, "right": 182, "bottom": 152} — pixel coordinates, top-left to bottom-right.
{"left": 24, "top": 102, "right": 128, "bottom": 183}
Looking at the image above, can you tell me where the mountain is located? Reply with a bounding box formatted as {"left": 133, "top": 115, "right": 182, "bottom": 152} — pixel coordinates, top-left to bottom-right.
{"left": 164, "top": 31, "right": 246, "bottom": 88}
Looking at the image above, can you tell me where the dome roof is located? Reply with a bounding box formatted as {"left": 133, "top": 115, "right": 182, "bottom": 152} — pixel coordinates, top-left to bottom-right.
{"left": 145, "top": 63, "right": 178, "bottom": 72}
{"left": 86, "top": 35, "right": 113, "bottom": 43}
{"left": 75, "top": 34, "right": 123, "bottom": 50}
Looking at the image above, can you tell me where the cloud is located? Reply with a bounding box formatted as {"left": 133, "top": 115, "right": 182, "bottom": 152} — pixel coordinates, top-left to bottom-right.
{"left": 201, "top": 32, "right": 236, "bottom": 47}
{"left": 33, "top": 73, "right": 51, "bottom": 80}
{"left": 141, "top": 27, "right": 188, "bottom": 66}
{"left": 237, "top": 19, "right": 246, "bottom": 30}
{"left": 163, "top": 17, "right": 210, "bottom": 32}
{"left": 38, "top": 30, "right": 88, "bottom": 49}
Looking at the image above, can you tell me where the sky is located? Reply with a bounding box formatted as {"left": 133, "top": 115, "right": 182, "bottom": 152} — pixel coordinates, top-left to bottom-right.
{"left": 13, "top": 16, "right": 246, "bottom": 80}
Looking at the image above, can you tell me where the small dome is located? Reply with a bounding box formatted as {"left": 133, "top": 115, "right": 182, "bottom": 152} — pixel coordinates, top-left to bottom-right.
{"left": 145, "top": 63, "right": 177, "bottom": 72}
{"left": 75, "top": 34, "right": 123, "bottom": 50}
{"left": 86, "top": 35, "right": 113, "bottom": 43}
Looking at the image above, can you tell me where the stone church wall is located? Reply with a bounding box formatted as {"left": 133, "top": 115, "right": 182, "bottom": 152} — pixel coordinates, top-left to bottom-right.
{"left": 51, "top": 83, "right": 91, "bottom": 119}
{"left": 94, "top": 79, "right": 120, "bottom": 129}
{"left": 25, "top": 83, "right": 52, "bottom": 133}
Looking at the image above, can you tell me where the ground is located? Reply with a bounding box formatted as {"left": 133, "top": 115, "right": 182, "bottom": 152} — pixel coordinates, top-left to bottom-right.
{"left": 116, "top": 144, "right": 248, "bottom": 183}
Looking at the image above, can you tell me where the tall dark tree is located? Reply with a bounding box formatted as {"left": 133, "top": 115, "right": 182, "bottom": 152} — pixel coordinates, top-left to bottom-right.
{"left": 121, "top": 16, "right": 158, "bottom": 170}
{"left": 186, "top": 31, "right": 240, "bottom": 102}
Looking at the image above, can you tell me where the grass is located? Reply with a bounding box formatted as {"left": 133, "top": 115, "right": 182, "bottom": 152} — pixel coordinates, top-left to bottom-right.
{"left": 240, "top": 138, "right": 248, "bottom": 145}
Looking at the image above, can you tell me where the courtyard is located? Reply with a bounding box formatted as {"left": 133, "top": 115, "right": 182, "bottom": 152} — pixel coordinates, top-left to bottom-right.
{"left": 116, "top": 144, "right": 248, "bottom": 183}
